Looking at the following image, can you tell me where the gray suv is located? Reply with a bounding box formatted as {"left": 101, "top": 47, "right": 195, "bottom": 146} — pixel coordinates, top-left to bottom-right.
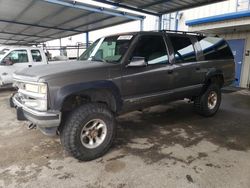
{"left": 11, "top": 31, "right": 235, "bottom": 161}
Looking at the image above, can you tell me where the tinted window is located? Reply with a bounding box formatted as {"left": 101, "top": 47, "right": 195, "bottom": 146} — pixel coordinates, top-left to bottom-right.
{"left": 131, "top": 35, "right": 169, "bottom": 65}
{"left": 198, "top": 37, "right": 233, "bottom": 60}
{"left": 169, "top": 35, "right": 196, "bottom": 63}
{"left": 31, "top": 50, "right": 42, "bottom": 62}
{"left": 6, "top": 50, "right": 28, "bottom": 64}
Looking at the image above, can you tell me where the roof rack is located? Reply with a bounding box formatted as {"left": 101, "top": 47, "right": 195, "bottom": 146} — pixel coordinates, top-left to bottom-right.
{"left": 160, "top": 29, "right": 206, "bottom": 36}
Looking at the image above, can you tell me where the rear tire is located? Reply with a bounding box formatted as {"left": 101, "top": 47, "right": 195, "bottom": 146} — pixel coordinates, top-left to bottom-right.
{"left": 194, "top": 83, "right": 221, "bottom": 117}
{"left": 61, "top": 103, "right": 116, "bottom": 161}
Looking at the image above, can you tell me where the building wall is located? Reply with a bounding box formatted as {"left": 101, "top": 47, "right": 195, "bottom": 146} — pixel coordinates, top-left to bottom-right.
{"left": 221, "top": 31, "right": 250, "bottom": 88}
{"left": 178, "top": 0, "right": 237, "bottom": 31}
{"left": 177, "top": 0, "right": 250, "bottom": 88}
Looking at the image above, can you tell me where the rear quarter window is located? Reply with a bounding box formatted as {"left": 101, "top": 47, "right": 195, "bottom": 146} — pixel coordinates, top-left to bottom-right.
{"left": 198, "top": 37, "right": 233, "bottom": 60}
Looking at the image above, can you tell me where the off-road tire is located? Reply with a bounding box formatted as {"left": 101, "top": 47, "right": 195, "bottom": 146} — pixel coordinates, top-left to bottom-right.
{"left": 61, "top": 103, "right": 116, "bottom": 161}
{"left": 194, "top": 83, "right": 221, "bottom": 117}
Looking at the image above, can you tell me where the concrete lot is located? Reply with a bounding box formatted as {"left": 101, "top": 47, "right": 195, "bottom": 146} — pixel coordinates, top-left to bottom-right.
{"left": 0, "top": 90, "right": 250, "bottom": 188}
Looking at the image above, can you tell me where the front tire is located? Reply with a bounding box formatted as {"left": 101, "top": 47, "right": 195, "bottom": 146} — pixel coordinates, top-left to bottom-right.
{"left": 194, "top": 83, "right": 221, "bottom": 117}
{"left": 61, "top": 103, "right": 116, "bottom": 161}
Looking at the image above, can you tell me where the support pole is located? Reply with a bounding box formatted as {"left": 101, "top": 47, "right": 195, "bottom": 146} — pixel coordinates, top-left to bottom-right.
{"left": 158, "top": 15, "right": 162, "bottom": 31}
{"left": 59, "top": 38, "right": 63, "bottom": 56}
{"left": 140, "top": 19, "right": 144, "bottom": 31}
{"left": 86, "top": 32, "right": 89, "bottom": 48}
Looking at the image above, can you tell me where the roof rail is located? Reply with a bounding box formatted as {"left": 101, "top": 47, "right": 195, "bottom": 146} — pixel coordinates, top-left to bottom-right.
{"left": 160, "top": 29, "right": 206, "bottom": 36}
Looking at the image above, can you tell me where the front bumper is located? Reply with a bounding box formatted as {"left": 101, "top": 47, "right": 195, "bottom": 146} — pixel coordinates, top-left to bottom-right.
{"left": 12, "top": 93, "right": 61, "bottom": 129}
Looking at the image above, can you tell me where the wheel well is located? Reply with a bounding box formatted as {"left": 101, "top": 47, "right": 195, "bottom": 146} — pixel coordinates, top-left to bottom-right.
{"left": 61, "top": 89, "right": 117, "bottom": 113}
{"left": 200, "top": 74, "right": 224, "bottom": 95}
{"left": 205, "top": 74, "right": 224, "bottom": 88}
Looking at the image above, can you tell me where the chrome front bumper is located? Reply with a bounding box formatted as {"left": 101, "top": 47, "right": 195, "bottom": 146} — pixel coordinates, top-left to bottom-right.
{"left": 12, "top": 93, "right": 61, "bottom": 128}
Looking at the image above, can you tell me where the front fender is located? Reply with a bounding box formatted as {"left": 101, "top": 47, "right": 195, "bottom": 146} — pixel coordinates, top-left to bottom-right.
{"left": 51, "top": 80, "right": 122, "bottom": 111}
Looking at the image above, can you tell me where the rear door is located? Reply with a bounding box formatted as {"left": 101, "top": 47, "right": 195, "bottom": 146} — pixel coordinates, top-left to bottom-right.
{"left": 166, "top": 34, "right": 203, "bottom": 96}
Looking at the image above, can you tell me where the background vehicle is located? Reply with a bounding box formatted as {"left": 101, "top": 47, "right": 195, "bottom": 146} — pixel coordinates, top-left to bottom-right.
{"left": 0, "top": 46, "right": 70, "bottom": 87}
{"left": 11, "top": 31, "right": 235, "bottom": 161}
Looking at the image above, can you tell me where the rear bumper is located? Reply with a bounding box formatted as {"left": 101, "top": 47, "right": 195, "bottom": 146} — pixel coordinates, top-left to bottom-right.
{"left": 12, "top": 94, "right": 61, "bottom": 128}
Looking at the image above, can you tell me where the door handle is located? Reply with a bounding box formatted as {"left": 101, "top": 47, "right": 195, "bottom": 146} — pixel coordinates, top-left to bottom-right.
{"left": 168, "top": 69, "right": 173, "bottom": 74}
{"left": 28, "top": 65, "right": 32, "bottom": 67}
{"left": 196, "top": 67, "right": 200, "bottom": 71}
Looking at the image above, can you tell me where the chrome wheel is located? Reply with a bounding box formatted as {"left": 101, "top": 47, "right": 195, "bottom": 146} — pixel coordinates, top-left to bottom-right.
{"left": 80, "top": 119, "right": 107, "bottom": 149}
{"left": 208, "top": 91, "right": 217, "bottom": 110}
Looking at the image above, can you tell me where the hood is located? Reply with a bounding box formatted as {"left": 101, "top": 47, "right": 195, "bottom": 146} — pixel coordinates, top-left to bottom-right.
{"left": 13, "top": 60, "right": 115, "bottom": 82}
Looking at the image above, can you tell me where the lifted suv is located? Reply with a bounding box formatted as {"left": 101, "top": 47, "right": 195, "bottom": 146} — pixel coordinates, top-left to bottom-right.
{"left": 11, "top": 31, "right": 235, "bottom": 161}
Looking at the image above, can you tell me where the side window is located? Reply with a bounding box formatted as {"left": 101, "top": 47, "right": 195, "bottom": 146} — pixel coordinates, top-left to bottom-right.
{"left": 6, "top": 50, "right": 28, "bottom": 64}
{"left": 31, "top": 50, "right": 42, "bottom": 62}
{"left": 198, "top": 37, "right": 233, "bottom": 60}
{"left": 131, "top": 35, "right": 169, "bottom": 65}
{"left": 168, "top": 35, "right": 196, "bottom": 63}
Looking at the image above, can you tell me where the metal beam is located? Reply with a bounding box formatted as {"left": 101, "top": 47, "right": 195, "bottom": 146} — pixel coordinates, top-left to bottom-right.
{"left": 43, "top": 0, "right": 145, "bottom": 20}
{"left": 0, "top": 20, "right": 83, "bottom": 33}
{"left": 0, "top": 37, "right": 32, "bottom": 44}
{"left": 0, "top": 31, "right": 56, "bottom": 40}
{"left": 21, "top": 12, "right": 94, "bottom": 40}
{"left": 17, "top": 6, "right": 68, "bottom": 36}
{"left": 93, "top": 0, "right": 160, "bottom": 16}
{"left": 0, "top": 0, "right": 37, "bottom": 32}
{"left": 159, "top": 0, "right": 226, "bottom": 14}
{"left": 46, "top": 15, "right": 116, "bottom": 38}
{"left": 140, "top": 0, "right": 169, "bottom": 9}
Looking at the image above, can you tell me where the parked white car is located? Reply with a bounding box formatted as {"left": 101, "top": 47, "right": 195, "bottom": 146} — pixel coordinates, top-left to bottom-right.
{"left": 0, "top": 46, "right": 70, "bottom": 87}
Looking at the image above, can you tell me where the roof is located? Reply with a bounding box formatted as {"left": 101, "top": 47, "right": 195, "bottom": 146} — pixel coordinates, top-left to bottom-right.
{"left": 105, "top": 30, "right": 206, "bottom": 37}
{"left": 186, "top": 10, "right": 250, "bottom": 26}
{"left": 93, "top": 0, "right": 227, "bottom": 16}
{"left": 0, "top": 0, "right": 144, "bottom": 45}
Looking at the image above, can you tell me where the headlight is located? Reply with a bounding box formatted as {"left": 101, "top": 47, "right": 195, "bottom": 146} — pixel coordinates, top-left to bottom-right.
{"left": 25, "top": 83, "right": 47, "bottom": 94}
{"left": 17, "top": 82, "right": 48, "bottom": 111}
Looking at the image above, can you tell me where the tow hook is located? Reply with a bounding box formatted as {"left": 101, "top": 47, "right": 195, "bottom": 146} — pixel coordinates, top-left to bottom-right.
{"left": 27, "top": 123, "right": 36, "bottom": 130}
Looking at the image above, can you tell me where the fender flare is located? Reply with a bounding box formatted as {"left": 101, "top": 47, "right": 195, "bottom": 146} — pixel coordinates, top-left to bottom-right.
{"left": 204, "top": 68, "right": 224, "bottom": 84}
{"left": 52, "top": 80, "right": 122, "bottom": 111}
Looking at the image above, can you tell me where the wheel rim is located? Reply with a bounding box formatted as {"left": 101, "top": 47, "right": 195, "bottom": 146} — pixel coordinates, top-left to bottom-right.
{"left": 207, "top": 91, "right": 217, "bottom": 110}
{"left": 80, "top": 119, "right": 107, "bottom": 149}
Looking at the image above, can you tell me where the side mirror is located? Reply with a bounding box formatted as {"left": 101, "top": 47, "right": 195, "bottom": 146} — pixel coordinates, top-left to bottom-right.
{"left": 127, "top": 56, "right": 147, "bottom": 67}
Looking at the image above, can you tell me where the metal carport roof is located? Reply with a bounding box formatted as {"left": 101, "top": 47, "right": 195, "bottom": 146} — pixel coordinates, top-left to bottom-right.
{"left": 93, "top": 0, "right": 227, "bottom": 16}
{"left": 0, "top": 0, "right": 144, "bottom": 45}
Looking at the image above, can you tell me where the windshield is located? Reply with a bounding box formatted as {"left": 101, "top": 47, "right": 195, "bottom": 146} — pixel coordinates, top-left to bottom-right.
{"left": 0, "top": 48, "right": 9, "bottom": 60}
{"left": 79, "top": 35, "right": 134, "bottom": 63}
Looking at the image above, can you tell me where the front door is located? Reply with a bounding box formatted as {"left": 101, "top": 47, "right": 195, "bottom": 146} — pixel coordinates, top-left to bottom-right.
{"left": 0, "top": 49, "right": 31, "bottom": 85}
{"left": 227, "top": 39, "right": 245, "bottom": 87}
{"left": 121, "top": 34, "right": 175, "bottom": 108}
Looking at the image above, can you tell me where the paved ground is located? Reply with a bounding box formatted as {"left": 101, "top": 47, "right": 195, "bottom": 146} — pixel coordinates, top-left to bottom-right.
{"left": 0, "top": 89, "right": 250, "bottom": 188}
